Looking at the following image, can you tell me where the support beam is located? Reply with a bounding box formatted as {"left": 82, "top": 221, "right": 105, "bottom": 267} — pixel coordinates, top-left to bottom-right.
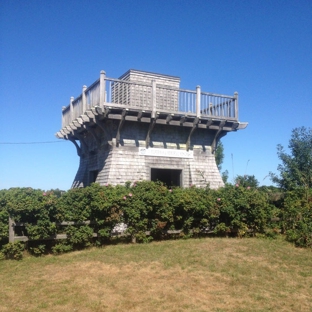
{"left": 69, "top": 123, "right": 77, "bottom": 131}
{"left": 68, "top": 138, "right": 82, "bottom": 156}
{"left": 232, "top": 122, "right": 239, "bottom": 130}
{"left": 73, "top": 120, "right": 81, "bottom": 129}
{"left": 211, "top": 120, "right": 226, "bottom": 154}
{"left": 55, "top": 131, "right": 64, "bottom": 139}
{"left": 60, "top": 129, "right": 67, "bottom": 137}
{"left": 63, "top": 127, "right": 71, "bottom": 135}
{"left": 237, "top": 122, "right": 248, "bottom": 130}
{"left": 186, "top": 117, "right": 199, "bottom": 151}
{"left": 85, "top": 109, "right": 96, "bottom": 120}
{"left": 91, "top": 106, "right": 100, "bottom": 116}
{"left": 116, "top": 109, "right": 127, "bottom": 147}
{"left": 75, "top": 133, "right": 88, "bottom": 153}
{"left": 146, "top": 117, "right": 157, "bottom": 148}
{"left": 77, "top": 117, "right": 84, "bottom": 125}
{"left": 166, "top": 114, "right": 173, "bottom": 124}
{"left": 137, "top": 110, "right": 143, "bottom": 121}
{"left": 81, "top": 115, "right": 90, "bottom": 123}
{"left": 205, "top": 119, "right": 213, "bottom": 128}
{"left": 103, "top": 107, "right": 111, "bottom": 118}
{"left": 95, "top": 106, "right": 103, "bottom": 116}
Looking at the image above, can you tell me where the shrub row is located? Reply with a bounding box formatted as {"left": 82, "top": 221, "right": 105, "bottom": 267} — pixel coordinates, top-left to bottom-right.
{"left": 0, "top": 182, "right": 311, "bottom": 259}
{"left": 281, "top": 189, "right": 312, "bottom": 248}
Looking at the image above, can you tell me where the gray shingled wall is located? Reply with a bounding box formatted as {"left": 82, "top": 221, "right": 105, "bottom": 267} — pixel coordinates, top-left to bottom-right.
{"left": 72, "top": 121, "right": 224, "bottom": 189}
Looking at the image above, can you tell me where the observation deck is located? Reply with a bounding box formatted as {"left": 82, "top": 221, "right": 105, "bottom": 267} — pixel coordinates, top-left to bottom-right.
{"left": 56, "top": 69, "right": 247, "bottom": 141}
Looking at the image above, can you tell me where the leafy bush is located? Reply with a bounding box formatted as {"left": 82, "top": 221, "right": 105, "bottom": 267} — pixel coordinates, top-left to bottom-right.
{"left": 0, "top": 188, "right": 59, "bottom": 252}
{"left": 29, "top": 244, "right": 46, "bottom": 256}
{"left": 282, "top": 189, "right": 312, "bottom": 248}
{"left": 1, "top": 242, "right": 24, "bottom": 260}
{"left": 52, "top": 242, "right": 73, "bottom": 254}
{"left": 169, "top": 186, "right": 218, "bottom": 236}
{"left": 65, "top": 225, "right": 94, "bottom": 249}
{"left": 1, "top": 188, "right": 58, "bottom": 239}
{"left": 56, "top": 187, "right": 91, "bottom": 222}
{"left": 216, "top": 184, "right": 276, "bottom": 237}
{"left": 120, "top": 181, "right": 171, "bottom": 242}
{"left": 213, "top": 222, "right": 230, "bottom": 236}
{"left": 88, "top": 183, "right": 124, "bottom": 243}
{"left": 0, "top": 192, "right": 9, "bottom": 247}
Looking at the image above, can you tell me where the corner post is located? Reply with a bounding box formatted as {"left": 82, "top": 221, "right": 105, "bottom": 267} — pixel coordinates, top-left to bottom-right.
{"left": 234, "top": 92, "right": 239, "bottom": 120}
{"left": 151, "top": 80, "right": 156, "bottom": 118}
{"left": 70, "top": 96, "right": 74, "bottom": 123}
{"left": 62, "top": 106, "right": 66, "bottom": 128}
{"left": 9, "top": 216, "right": 15, "bottom": 243}
{"left": 196, "top": 85, "right": 201, "bottom": 117}
{"left": 82, "top": 85, "right": 87, "bottom": 113}
{"left": 100, "top": 70, "right": 106, "bottom": 109}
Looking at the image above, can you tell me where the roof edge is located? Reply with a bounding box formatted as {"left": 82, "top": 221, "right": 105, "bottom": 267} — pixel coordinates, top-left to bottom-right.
{"left": 119, "top": 69, "right": 180, "bottom": 81}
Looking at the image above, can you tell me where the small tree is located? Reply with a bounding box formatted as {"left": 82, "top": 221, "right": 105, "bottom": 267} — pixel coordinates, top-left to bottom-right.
{"left": 270, "top": 127, "right": 312, "bottom": 191}
{"left": 235, "top": 175, "right": 259, "bottom": 188}
{"left": 215, "top": 141, "right": 224, "bottom": 172}
{"left": 221, "top": 170, "right": 229, "bottom": 184}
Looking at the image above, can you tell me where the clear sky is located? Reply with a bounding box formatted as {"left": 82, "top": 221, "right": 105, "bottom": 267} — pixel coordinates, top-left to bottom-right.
{"left": 0, "top": 0, "right": 311, "bottom": 191}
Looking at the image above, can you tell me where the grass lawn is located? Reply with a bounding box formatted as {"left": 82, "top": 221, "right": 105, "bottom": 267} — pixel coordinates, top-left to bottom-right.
{"left": 0, "top": 237, "right": 311, "bottom": 312}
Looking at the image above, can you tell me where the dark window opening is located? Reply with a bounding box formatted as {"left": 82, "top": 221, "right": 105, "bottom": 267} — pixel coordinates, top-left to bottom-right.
{"left": 89, "top": 170, "right": 98, "bottom": 184}
{"left": 151, "top": 168, "right": 182, "bottom": 187}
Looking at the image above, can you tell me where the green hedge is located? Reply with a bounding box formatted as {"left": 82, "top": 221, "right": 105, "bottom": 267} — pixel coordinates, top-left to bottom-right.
{"left": 0, "top": 182, "right": 311, "bottom": 259}
{"left": 282, "top": 189, "right": 312, "bottom": 248}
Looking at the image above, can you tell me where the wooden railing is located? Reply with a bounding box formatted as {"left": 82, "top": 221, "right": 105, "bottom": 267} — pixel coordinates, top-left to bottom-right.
{"left": 61, "top": 71, "right": 239, "bottom": 127}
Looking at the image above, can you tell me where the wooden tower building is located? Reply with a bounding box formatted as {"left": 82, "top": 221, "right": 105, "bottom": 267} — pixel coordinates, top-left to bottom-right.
{"left": 56, "top": 70, "right": 248, "bottom": 188}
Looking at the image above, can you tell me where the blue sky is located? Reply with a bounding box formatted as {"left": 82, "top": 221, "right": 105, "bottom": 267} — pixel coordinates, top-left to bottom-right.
{"left": 0, "top": 0, "right": 311, "bottom": 190}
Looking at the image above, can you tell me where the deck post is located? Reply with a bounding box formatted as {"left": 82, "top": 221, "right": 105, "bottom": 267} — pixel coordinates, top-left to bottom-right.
{"left": 100, "top": 70, "right": 106, "bottom": 109}
{"left": 234, "top": 92, "right": 238, "bottom": 120}
{"left": 70, "top": 96, "right": 74, "bottom": 123}
{"left": 82, "top": 85, "right": 87, "bottom": 113}
{"left": 61, "top": 106, "right": 66, "bottom": 128}
{"left": 196, "top": 85, "right": 201, "bottom": 117}
{"left": 151, "top": 80, "right": 156, "bottom": 118}
{"left": 9, "top": 216, "right": 14, "bottom": 243}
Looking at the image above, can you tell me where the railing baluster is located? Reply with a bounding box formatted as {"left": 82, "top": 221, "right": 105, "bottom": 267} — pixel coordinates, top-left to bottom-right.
{"left": 82, "top": 85, "right": 87, "bottom": 112}
{"left": 196, "top": 86, "right": 201, "bottom": 117}
{"left": 234, "top": 92, "right": 238, "bottom": 120}
{"left": 151, "top": 80, "right": 156, "bottom": 118}
{"left": 100, "top": 70, "right": 105, "bottom": 108}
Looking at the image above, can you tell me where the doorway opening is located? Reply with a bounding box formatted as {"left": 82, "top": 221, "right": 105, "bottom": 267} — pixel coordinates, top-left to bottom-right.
{"left": 151, "top": 168, "right": 182, "bottom": 187}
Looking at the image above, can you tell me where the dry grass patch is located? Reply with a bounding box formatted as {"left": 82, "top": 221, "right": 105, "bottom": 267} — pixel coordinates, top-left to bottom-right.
{"left": 0, "top": 237, "right": 311, "bottom": 312}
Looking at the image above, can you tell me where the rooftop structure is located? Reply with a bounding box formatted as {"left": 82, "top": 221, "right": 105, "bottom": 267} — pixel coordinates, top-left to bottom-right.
{"left": 56, "top": 69, "right": 247, "bottom": 188}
